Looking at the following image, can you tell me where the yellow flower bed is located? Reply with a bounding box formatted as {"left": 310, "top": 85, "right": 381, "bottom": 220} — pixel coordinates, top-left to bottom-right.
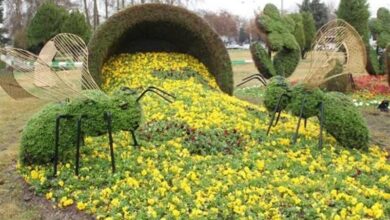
{"left": 20, "top": 52, "right": 390, "bottom": 219}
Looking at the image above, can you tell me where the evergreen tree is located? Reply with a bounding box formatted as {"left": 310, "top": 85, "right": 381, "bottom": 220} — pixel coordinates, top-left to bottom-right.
{"left": 298, "top": 0, "right": 329, "bottom": 30}
{"left": 61, "top": 11, "right": 92, "bottom": 43}
{"left": 301, "top": 12, "right": 316, "bottom": 58}
{"left": 369, "top": 8, "right": 390, "bottom": 49}
{"left": 27, "top": 2, "right": 68, "bottom": 52}
{"left": 288, "top": 13, "right": 306, "bottom": 53}
{"left": 0, "top": 0, "right": 8, "bottom": 45}
{"left": 336, "top": 0, "right": 370, "bottom": 43}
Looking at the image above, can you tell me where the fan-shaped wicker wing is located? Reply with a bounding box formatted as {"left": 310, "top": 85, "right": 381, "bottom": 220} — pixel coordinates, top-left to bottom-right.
{"left": 0, "top": 48, "right": 82, "bottom": 101}
{"left": 47, "top": 33, "right": 102, "bottom": 91}
{"left": 303, "top": 19, "right": 367, "bottom": 87}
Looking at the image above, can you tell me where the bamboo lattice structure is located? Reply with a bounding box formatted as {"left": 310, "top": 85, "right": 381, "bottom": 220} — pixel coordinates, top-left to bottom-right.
{"left": 0, "top": 33, "right": 104, "bottom": 101}
{"left": 303, "top": 19, "right": 367, "bottom": 87}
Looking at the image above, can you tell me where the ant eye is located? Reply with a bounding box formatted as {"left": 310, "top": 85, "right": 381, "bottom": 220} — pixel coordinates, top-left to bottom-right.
{"left": 119, "top": 102, "right": 129, "bottom": 110}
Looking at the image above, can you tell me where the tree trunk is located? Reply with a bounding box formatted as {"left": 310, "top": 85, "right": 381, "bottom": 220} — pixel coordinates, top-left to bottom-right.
{"left": 83, "top": 0, "right": 91, "bottom": 26}
{"left": 93, "top": 0, "right": 99, "bottom": 29}
{"left": 105, "top": 0, "right": 109, "bottom": 19}
{"left": 122, "top": 0, "right": 125, "bottom": 8}
{"left": 117, "top": 0, "right": 120, "bottom": 10}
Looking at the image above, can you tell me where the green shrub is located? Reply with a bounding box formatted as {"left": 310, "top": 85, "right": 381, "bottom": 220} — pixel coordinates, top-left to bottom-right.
{"left": 288, "top": 13, "right": 306, "bottom": 52}
{"left": 61, "top": 11, "right": 92, "bottom": 43}
{"left": 287, "top": 85, "right": 324, "bottom": 119}
{"left": 27, "top": 2, "right": 68, "bottom": 52}
{"left": 273, "top": 48, "right": 300, "bottom": 77}
{"left": 263, "top": 76, "right": 291, "bottom": 112}
{"left": 88, "top": 4, "right": 233, "bottom": 95}
{"left": 301, "top": 12, "right": 316, "bottom": 58}
{"left": 20, "top": 90, "right": 142, "bottom": 165}
{"left": 386, "top": 44, "right": 390, "bottom": 85}
{"left": 322, "top": 92, "right": 369, "bottom": 149}
{"left": 321, "top": 59, "right": 352, "bottom": 93}
{"left": 250, "top": 42, "right": 276, "bottom": 79}
{"left": 366, "top": 45, "right": 381, "bottom": 74}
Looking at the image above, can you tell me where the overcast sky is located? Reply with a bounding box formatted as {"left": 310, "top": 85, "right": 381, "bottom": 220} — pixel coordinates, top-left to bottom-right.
{"left": 190, "top": 0, "right": 390, "bottom": 18}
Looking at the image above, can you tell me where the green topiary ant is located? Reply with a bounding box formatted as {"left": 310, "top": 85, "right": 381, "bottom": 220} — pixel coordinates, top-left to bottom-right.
{"left": 262, "top": 76, "right": 369, "bottom": 150}
{"left": 20, "top": 88, "right": 173, "bottom": 165}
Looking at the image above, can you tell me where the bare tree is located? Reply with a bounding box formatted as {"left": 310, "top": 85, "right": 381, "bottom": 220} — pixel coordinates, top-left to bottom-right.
{"left": 83, "top": 0, "right": 91, "bottom": 26}
{"left": 93, "top": 0, "right": 100, "bottom": 29}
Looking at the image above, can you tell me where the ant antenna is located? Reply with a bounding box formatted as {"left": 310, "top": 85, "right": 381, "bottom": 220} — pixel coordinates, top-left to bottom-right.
{"left": 236, "top": 73, "right": 267, "bottom": 87}
{"left": 136, "top": 86, "right": 176, "bottom": 103}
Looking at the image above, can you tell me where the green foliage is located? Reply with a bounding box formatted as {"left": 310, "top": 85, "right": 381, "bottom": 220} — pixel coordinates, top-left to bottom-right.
{"left": 88, "top": 4, "right": 233, "bottom": 95}
{"left": 20, "top": 103, "right": 75, "bottom": 165}
{"left": 369, "top": 8, "right": 390, "bottom": 49}
{"left": 336, "top": 0, "right": 370, "bottom": 43}
{"left": 322, "top": 92, "right": 369, "bottom": 149}
{"left": 288, "top": 13, "right": 306, "bottom": 52}
{"left": 27, "top": 2, "right": 68, "bottom": 52}
{"left": 287, "top": 85, "right": 324, "bottom": 119}
{"left": 301, "top": 12, "right": 316, "bottom": 57}
{"left": 386, "top": 44, "right": 390, "bottom": 86}
{"left": 252, "top": 4, "right": 300, "bottom": 77}
{"left": 61, "top": 11, "right": 92, "bottom": 43}
{"left": 273, "top": 48, "right": 301, "bottom": 77}
{"left": 20, "top": 90, "right": 142, "bottom": 165}
{"left": 321, "top": 59, "right": 352, "bottom": 93}
{"left": 257, "top": 4, "right": 299, "bottom": 51}
{"left": 366, "top": 45, "right": 381, "bottom": 75}
{"left": 263, "top": 76, "right": 291, "bottom": 112}
{"left": 299, "top": 0, "right": 329, "bottom": 30}
{"left": 250, "top": 42, "right": 276, "bottom": 78}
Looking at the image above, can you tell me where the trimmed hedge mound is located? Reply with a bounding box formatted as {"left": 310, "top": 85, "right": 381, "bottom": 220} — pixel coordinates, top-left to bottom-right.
{"left": 250, "top": 42, "right": 276, "bottom": 78}
{"left": 273, "top": 48, "right": 300, "bottom": 77}
{"left": 88, "top": 4, "right": 233, "bottom": 95}
{"left": 322, "top": 92, "right": 369, "bottom": 149}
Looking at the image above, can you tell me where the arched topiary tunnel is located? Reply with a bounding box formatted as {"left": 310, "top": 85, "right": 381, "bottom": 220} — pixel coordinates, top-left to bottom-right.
{"left": 88, "top": 4, "right": 233, "bottom": 95}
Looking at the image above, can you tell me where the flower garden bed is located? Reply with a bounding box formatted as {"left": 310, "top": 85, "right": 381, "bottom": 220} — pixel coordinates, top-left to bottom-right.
{"left": 19, "top": 53, "right": 390, "bottom": 219}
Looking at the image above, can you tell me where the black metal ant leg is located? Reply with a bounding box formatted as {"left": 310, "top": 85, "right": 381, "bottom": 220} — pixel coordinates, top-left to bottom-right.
{"left": 104, "top": 112, "right": 116, "bottom": 173}
{"left": 75, "top": 115, "right": 86, "bottom": 176}
{"left": 137, "top": 87, "right": 176, "bottom": 103}
{"left": 53, "top": 114, "right": 74, "bottom": 177}
{"left": 318, "top": 101, "right": 324, "bottom": 148}
{"left": 130, "top": 130, "right": 139, "bottom": 147}
{"left": 267, "top": 94, "right": 289, "bottom": 135}
{"left": 304, "top": 118, "right": 307, "bottom": 129}
{"left": 274, "top": 110, "right": 282, "bottom": 127}
{"left": 292, "top": 97, "right": 306, "bottom": 145}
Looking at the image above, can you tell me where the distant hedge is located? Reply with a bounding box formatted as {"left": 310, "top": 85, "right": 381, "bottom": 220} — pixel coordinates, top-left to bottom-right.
{"left": 386, "top": 44, "right": 390, "bottom": 85}
{"left": 88, "top": 4, "right": 233, "bottom": 95}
